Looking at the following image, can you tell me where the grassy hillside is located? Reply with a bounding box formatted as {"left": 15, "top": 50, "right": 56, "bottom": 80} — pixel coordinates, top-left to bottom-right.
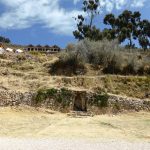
{"left": 0, "top": 51, "right": 149, "bottom": 99}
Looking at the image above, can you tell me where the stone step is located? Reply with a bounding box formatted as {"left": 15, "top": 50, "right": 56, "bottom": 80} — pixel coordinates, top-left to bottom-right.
{"left": 67, "top": 111, "right": 94, "bottom": 117}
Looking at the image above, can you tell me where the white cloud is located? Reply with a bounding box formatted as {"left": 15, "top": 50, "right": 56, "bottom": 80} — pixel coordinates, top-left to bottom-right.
{"left": 0, "top": 0, "right": 148, "bottom": 35}
{"left": 131, "top": 0, "right": 146, "bottom": 8}
{"left": 0, "top": 0, "right": 83, "bottom": 35}
{"left": 73, "top": 0, "right": 80, "bottom": 5}
{"left": 99, "top": 0, "right": 147, "bottom": 12}
{"left": 73, "top": 0, "right": 148, "bottom": 11}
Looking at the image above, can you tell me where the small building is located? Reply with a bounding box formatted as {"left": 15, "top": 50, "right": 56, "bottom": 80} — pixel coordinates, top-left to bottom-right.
{"left": 25, "top": 44, "right": 61, "bottom": 53}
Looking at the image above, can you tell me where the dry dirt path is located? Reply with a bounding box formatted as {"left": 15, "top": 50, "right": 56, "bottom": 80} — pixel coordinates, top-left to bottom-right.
{"left": 0, "top": 107, "right": 150, "bottom": 149}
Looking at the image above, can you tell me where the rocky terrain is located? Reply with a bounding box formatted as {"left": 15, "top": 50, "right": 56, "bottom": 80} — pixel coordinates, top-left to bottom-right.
{"left": 0, "top": 52, "right": 149, "bottom": 113}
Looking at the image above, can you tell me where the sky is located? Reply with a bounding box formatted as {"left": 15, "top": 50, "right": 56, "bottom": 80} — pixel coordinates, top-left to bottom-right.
{"left": 0, "top": 0, "right": 150, "bottom": 48}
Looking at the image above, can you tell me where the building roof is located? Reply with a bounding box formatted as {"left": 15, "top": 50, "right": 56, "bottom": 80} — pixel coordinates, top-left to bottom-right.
{"left": 45, "top": 45, "right": 50, "bottom": 48}
{"left": 27, "top": 44, "right": 34, "bottom": 47}
{"left": 36, "top": 44, "right": 42, "bottom": 47}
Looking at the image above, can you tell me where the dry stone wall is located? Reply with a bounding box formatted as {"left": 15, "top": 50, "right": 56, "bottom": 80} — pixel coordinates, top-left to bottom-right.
{"left": 0, "top": 89, "right": 150, "bottom": 114}
{"left": 0, "top": 90, "right": 34, "bottom": 106}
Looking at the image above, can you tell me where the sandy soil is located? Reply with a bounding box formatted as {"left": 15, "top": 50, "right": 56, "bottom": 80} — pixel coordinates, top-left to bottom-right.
{"left": 0, "top": 106, "right": 150, "bottom": 149}
{"left": 0, "top": 106, "right": 150, "bottom": 139}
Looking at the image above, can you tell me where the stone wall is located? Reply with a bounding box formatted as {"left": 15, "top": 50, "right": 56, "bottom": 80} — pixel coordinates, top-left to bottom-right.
{"left": 0, "top": 89, "right": 150, "bottom": 114}
{"left": 0, "top": 90, "right": 34, "bottom": 106}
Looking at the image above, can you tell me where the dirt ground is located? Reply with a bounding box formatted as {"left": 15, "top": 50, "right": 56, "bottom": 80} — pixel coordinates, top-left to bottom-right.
{"left": 0, "top": 106, "right": 150, "bottom": 141}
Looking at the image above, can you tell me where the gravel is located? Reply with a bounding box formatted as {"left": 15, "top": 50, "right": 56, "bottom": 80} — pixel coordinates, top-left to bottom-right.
{"left": 0, "top": 138, "right": 150, "bottom": 150}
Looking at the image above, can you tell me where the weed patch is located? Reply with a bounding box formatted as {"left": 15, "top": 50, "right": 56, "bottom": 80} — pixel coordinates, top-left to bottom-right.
{"left": 89, "top": 92, "right": 109, "bottom": 108}
{"left": 34, "top": 88, "right": 72, "bottom": 108}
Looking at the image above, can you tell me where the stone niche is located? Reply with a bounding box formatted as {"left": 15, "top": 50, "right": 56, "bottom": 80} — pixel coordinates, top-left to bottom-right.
{"left": 73, "top": 91, "right": 87, "bottom": 112}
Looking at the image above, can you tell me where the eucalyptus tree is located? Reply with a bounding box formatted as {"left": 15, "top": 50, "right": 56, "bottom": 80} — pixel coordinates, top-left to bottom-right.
{"left": 73, "top": 0, "right": 102, "bottom": 41}
{"left": 138, "top": 19, "right": 150, "bottom": 50}
{"left": 0, "top": 36, "right": 11, "bottom": 43}
{"left": 103, "top": 10, "right": 141, "bottom": 48}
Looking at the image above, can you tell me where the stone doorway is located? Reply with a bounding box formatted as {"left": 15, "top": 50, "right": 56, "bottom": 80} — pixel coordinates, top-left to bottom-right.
{"left": 73, "top": 92, "right": 87, "bottom": 112}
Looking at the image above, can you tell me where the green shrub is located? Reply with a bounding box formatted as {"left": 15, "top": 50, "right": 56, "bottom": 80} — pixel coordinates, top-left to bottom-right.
{"left": 94, "top": 92, "right": 109, "bottom": 107}
{"left": 57, "top": 88, "right": 72, "bottom": 107}
{"left": 103, "top": 55, "right": 122, "bottom": 74}
{"left": 46, "top": 88, "right": 58, "bottom": 96}
{"left": 66, "top": 39, "right": 150, "bottom": 75}
{"left": 34, "top": 88, "right": 72, "bottom": 108}
{"left": 50, "top": 52, "right": 86, "bottom": 76}
{"left": 34, "top": 88, "right": 58, "bottom": 104}
{"left": 35, "top": 89, "right": 48, "bottom": 104}
{"left": 16, "top": 55, "right": 26, "bottom": 61}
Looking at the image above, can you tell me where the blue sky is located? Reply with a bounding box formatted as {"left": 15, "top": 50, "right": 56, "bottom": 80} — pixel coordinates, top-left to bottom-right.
{"left": 0, "top": 0, "right": 149, "bottom": 48}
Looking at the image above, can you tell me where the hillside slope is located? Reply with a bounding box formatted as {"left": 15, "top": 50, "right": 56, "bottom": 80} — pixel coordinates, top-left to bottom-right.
{"left": 0, "top": 52, "right": 149, "bottom": 99}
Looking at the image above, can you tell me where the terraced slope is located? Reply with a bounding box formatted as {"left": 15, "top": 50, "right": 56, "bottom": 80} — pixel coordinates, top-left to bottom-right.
{"left": 0, "top": 52, "right": 149, "bottom": 99}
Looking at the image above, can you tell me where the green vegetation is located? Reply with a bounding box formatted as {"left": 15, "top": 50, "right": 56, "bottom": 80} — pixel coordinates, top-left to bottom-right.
{"left": 86, "top": 91, "right": 109, "bottom": 108}
{"left": 52, "top": 39, "right": 150, "bottom": 76}
{"left": 34, "top": 88, "right": 58, "bottom": 104}
{"left": 0, "top": 36, "right": 11, "bottom": 43}
{"left": 73, "top": 0, "right": 150, "bottom": 49}
{"left": 34, "top": 88, "right": 72, "bottom": 108}
{"left": 73, "top": 0, "right": 102, "bottom": 41}
{"left": 34, "top": 87, "right": 109, "bottom": 110}
{"left": 102, "top": 76, "right": 150, "bottom": 98}
{"left": 104, "top": 10, "right": 150, "bottom": 49}
{"left": 57, "top": 88, "right": 72, "bottom": 107}
{"left": 93, "top": 92, "right": 109, "bottom": 107}
{"left": 16, "top": 55, "right": 27, "bottom": 61}
{"left": 50, "top": 52, "right": 86, "bottom": 76}
{"left": 34, "top": 89, "right": 48, "bottom": 104}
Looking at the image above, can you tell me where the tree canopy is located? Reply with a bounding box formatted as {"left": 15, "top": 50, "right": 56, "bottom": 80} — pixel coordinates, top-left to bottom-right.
{"left": 73, "top": 0, "right": 150, "bottom": 50}
{"left": 0, "top": 36, "right": 11, "bottom": 43}
{"left": 73, "top": 0, "right": 102, "bottom": 41}
{"left": 103, "top": 10, "right": 150, "bottom": 49}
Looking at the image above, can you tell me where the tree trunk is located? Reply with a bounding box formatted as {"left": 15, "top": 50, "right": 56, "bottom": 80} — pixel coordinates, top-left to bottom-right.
{"left": 89, "top": 12, "right": 94, "bottom": 29}
{"left": 129, "top": 37, "right": 132, "bottom": 48}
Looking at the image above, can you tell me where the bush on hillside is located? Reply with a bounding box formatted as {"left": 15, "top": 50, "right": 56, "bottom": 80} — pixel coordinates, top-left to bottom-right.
{"left": 50, "top": 52, "right": 86, "bottom": 76}
{"left": 0, "top": 54, "right": 7, "bottom": 59}
{"left": 16, "top": 54, "right": 26, "bottom": 61}
{"left": 65, "top": 39, "right": 150, "bottom": 75}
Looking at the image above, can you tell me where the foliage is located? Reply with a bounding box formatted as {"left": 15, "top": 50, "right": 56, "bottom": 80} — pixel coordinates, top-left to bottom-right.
{"left": 46, "top": 88, "right": 58, "bottom": 97}
{"left": 74, "top": 1, "right": 150, "bottom": 50}
{"left": 50, "top": 51, "right": 86, "bottom": 76}
{"left": 35, "top": 89, "right": 47, "bottom": 104}
{"left": 0, "top": 36, "right": 11, "bottom": 43}
{"left": 66, "top": 39, "right": 150, "bottom": 75}
{"left": 16, "top": 55, "right": 27, "bottom": 61}
{"left": 103, "top": 10, "right": 150, "bottom": 49}
{"left": 57, "top": 88, "right": 72, "bottom": 107}
{"left": 73, "top": 0, "right": 102, "bottom": 41}
{"left": 94, "top": 92, "right": 109, "bottom": 107}
{"left": 138, "top": 20, "right": 150, "bottom": 50}
{"left": 34, "top": 88, "right": 72, "bottom": 108}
